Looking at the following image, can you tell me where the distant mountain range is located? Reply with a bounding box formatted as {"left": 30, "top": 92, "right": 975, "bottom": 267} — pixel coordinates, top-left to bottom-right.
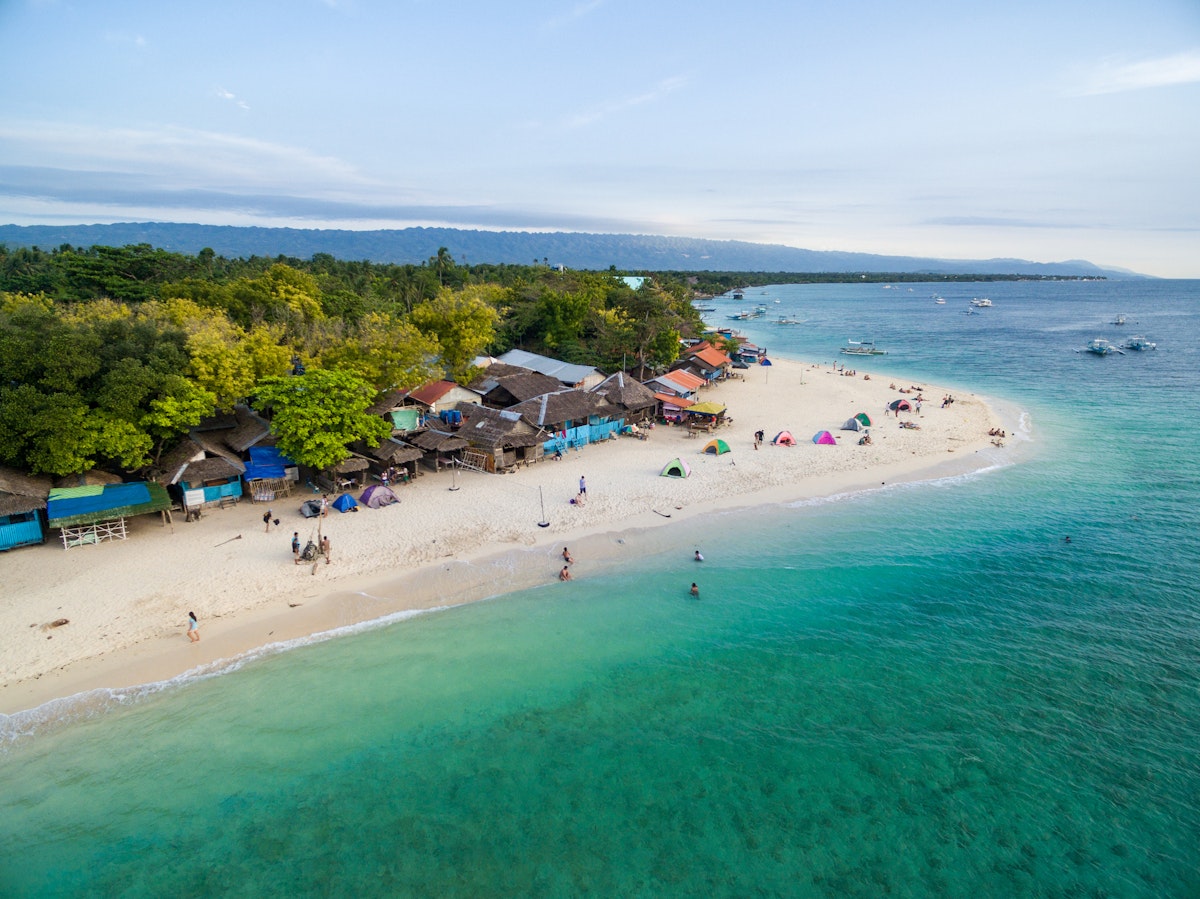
{"left": 0, "top": 222, "right": 1142, "bottom": 278}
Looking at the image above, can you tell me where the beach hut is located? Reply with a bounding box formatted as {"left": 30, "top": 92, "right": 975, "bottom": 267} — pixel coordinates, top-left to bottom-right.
{"left": 702, "top": 438, "right": 731, "bottom": 455}
{"left": 46, "top": 481, "right": 173, "bottom": 549}
{"left": 0, "top": 466, "right": 52, "bottom": 551}
{"left": 889, "top": 399, "right": 913, "bottom": 412}
{"left": 331, "top": 493, "right": 358, "bottom": 513}
{"left": 812, "top": 430, "right": 838, "bottom": 445}
{"left": 841, "top": 417, "right": 866, "bottom": 432}
{"left": 660, "top": 458, "right": 692, "bottom": 478}
{"left": 359, "top": 484, "right": 399, "bottom": 509}
{"left": 772, "top": 430, "right": 796, "bottom": 446}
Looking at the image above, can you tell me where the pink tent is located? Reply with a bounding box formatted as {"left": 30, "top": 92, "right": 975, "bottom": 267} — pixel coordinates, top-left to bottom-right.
{"left": 772, "top": 430, "right": 796, "bottom": 446}
{"left": 812, "top": 430, "right": 837, "bottom": 445}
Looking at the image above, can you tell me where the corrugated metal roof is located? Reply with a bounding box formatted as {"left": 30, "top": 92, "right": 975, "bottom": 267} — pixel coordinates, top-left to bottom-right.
{"left": 496, "top": 349, "right": 601, "bottom": 387}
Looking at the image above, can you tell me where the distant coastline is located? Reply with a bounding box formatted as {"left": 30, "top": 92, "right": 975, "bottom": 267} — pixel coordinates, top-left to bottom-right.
{"left": 0, "top": 222, "right": 1141, "bottom": 278}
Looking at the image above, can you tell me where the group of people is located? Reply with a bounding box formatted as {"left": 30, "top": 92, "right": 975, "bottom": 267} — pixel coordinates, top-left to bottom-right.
{"left": 558, "top": 545, "right": 703, "bottom": 597}
{"left": 987, "top": 428, "right": 1007, "bottom": 438}
{"left": 291, "top": 530, "right": 331, "bottom": 566}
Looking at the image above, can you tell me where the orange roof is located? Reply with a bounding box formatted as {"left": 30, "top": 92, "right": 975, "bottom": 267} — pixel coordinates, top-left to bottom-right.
{"left": 654, "top": 392, "right": 694, "bottom": 408}
{"left": 686, "top": 344, "right": 731, "bottom": 368}
{"left": 407, "top": 380, "right": 458, "bottom": 405}
{"left": 661, "top": 369, "right": 705, "bottom": 392}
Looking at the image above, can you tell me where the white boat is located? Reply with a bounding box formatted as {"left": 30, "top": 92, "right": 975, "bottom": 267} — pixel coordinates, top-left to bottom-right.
{"left": 774, "top": 316, "right": 807, "bottom": 325}
{"left": 1123, "top": 335, "right": 1156, "bottom": 351}
{"left": 934, "top": 296, "right": 946, "bottom": 304}
{"left": 1112, "top": 313, "right": 1127, "bottom": 325}
{"left": 1083, "top": 337, "right": 1124, "bottom": 356}
{"left": 970, "top": 298, "right": 993, "bottom": 308}
{"left": 841, "top": 339, "right": 887, "bottom": 356}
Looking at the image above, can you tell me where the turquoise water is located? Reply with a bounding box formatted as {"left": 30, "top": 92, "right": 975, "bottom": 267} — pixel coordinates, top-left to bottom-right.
{"left": 3, "top": 281, "right": 1199, "bottom": 897}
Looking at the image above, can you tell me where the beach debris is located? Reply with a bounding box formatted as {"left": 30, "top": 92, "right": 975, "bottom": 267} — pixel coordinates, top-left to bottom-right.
{"left": 39, "top": 618, "right": 70, "bottom": 631}
{"left": 653, "top": 509, "right": 672, "bottom": 518}
{"left": 215, "top": 534, "right": 243, "bottom": 547}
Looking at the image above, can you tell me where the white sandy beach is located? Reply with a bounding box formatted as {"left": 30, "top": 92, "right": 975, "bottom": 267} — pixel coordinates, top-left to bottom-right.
{"left": 0, "top": 358, "right": 1013, "bottom": 715}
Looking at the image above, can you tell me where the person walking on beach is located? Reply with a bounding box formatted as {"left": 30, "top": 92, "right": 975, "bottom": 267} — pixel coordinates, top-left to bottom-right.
{"left": 263, "top": 509, "right": 273, "bottom": 532}
{"left": 292, "top": 531, "right": 301, "bottom": 564}
{"left": 320, "top": 535, "right": 331, "bottom": 565}
{"left": 187, "top": 611, "right": 200, "bottom": 642}
{"left": 320, "top": 494, "right": 329, "bottom": 518}
{"left": 579, "top": 475, "right": 587, "bottom": 497}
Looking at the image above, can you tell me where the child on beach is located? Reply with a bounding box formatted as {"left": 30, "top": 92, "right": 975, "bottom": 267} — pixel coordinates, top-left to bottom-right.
{"left": 187, "top": 611, "right": 200, "bottom": 642}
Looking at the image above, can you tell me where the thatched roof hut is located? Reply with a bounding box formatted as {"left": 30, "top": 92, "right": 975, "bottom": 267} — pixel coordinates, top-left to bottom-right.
{"left": 458, "top": 404, "right": 545, "bottom": 449}
{"left": 591, "top": 372, "right": 658, "bottom": 417}
{"left": 0, "top": 466, "right": 53, "bottom": 517}
{"left": 408, "top": 429, "right": 469, "bottom": 454}
{"left": 470, "top": 364, "right": 565, "bottom": 409}
{"left": 509, "top": 389, "right": 618, "bottom": 431}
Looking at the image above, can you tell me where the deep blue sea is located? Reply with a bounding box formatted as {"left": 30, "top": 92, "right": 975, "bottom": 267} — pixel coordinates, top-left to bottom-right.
{"left": 2, "top": 280, "right": 1199, "bottom": 897}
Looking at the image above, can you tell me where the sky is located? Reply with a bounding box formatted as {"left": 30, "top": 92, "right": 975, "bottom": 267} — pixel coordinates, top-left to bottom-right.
{"left": 1, "top": 0, "right": 1198, "bottom": 277}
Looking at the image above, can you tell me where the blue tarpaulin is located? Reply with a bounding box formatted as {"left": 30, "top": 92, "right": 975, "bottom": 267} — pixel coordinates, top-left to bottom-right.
{"left": 243, "top": 446, "right": 294, "bottom": 481}
{"left": 47, "top": 483, "right": 150, "bottom": 520}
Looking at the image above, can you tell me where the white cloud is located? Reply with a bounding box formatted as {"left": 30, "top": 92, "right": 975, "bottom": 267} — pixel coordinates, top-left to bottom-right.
{"left": 542, "top": 0, "right": 606, "bottom": 32}
{"left": 1069, "top": 49, "right": 1200, "bottom": 96}
{"left": 0, "top": 121, "right": 364, "bottom": 187}
{"left": 216, "top": 87, "right": 251, "bottom": 111}
{"left": 564, "top": 75, "right": 688, "bottom": 127}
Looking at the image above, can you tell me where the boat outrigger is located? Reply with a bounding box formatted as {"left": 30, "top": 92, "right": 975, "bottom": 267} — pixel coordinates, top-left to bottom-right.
{"left": 841, "top": 339, "right": 887, "bottom": 356}
{"left": 1081, "top": 337, "right": 1124, "bottom": 356}
{"left": 1122, "top": 335, "right": 1156, "bottom": 351}
{"left": 970, "top": 298, "right": 993, "bottom": 308}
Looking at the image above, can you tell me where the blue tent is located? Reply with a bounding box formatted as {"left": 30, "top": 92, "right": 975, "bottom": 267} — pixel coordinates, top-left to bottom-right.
{"left": 331, "top": 493, "right": 358, "bottom": 512}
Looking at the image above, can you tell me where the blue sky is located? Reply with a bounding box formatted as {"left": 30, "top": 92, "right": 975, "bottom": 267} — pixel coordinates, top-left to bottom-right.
{"left": 1, "top": 0, "right": 1198, "bottom": 277}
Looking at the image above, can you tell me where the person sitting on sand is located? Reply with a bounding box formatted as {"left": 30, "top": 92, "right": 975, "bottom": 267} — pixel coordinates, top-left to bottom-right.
{"left": 563, "top": 547, "right": 573, "bottom": 564}
{"left": 559, "top": 566, "right": 571, "bottom": 581}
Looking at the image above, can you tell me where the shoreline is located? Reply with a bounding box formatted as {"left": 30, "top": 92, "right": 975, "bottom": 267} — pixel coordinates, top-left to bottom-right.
{"left": 0, "top": 358, "right": 1018, "bottom": 719}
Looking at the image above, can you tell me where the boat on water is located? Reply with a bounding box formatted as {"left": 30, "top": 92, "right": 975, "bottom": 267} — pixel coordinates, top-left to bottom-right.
{"left": 970, "top": 298, "right": 993, "bottom": 308}
{"left": 1112, "top": 313, "right": 1128, "bottom": 325}
{"left": 774, "top": 316, "right": 808, "bottom": 325}
{"left": 934, "top": 297, "right": 946, "bottom": 304}
{"left": 841, "top": 339, "right": 887, "bottom": 356}
{"left": 1083, "top": 337, "right": 1124, "bottom": 356}
{"left": 1123, "top": 335, "right": 1156, "bottom": 351}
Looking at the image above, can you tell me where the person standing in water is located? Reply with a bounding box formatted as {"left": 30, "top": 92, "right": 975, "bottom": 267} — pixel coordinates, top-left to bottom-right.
{"left": 187, "top": 611, "right": 200, "bottom": 642}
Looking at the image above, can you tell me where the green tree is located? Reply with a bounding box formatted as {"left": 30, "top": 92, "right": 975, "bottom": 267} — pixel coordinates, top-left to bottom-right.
{"left": 316, "top": 312, "right": 442, "bottom": 391}
{"left": 410, "top": 285, "right": 500, "bottom": 382}
{"left": 254, "top": 369, "right": 391, "bottom": 471}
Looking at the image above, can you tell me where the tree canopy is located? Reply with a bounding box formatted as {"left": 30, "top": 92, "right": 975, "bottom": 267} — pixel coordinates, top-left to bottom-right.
{"left": 0, "top": 245, "right": 707, "bottom": 477}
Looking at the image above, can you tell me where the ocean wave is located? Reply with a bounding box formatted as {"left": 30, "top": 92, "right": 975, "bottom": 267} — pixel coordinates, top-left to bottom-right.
{"left": 0, "top": 605, "right": 450, "bottom": 750}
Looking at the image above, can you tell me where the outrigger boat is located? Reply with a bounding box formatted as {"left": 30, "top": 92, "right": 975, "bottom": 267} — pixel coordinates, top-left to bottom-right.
{"left": 970, "top": 298, "right": 993, "bottom": 308}
{"left": 841, "top": 339, "right": 887, "bottom": 356}
{"left": 1122, "top": 335, "right": 1156, "bottom": 351}
{"left": 1112, "top": 313, "right": 1128, "bottom": 325}
{"left": 1082, "top": 337, "right": 1124, "bottom": 356}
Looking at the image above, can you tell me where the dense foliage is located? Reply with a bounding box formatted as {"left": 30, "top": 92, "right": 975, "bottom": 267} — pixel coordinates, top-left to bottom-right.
{"left": 0, "top": 244, "right": 702, "bottom": 476}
